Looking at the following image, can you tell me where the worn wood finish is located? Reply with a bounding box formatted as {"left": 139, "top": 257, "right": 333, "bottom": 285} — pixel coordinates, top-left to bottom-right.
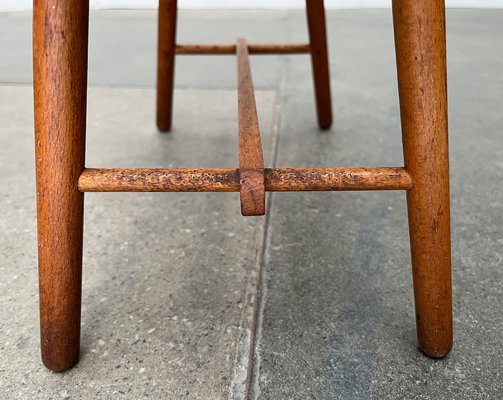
{"left": 237, "top": 39, "right": 266, "bottom": 216}
{"left": 78, "top": 168, "right": 412, "bottom": 193}
{"left": 33, "top": 0, "right": 89, "bottom": 372}
{"left": 176, "top": 43, "right": 311, "bottom": 55}
{"left": 32, "top": 0, "right": 453, "bottom": 373}
{"left": 156, "top": 0, "right": 177, "bottom": 132}
{"left": 79, "top": 168, "right": 241, "bottom": 192}
{"left": 306, "top": 0, "right": 333, "bottom": 129}
{"left": 393, "top": 0, "right": 452, "bottom": 358}
{"left": 266, "top": 168, "right": 412, "bottom": 191}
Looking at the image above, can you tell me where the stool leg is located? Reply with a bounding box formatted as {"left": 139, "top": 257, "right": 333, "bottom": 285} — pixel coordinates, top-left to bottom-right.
{"left": 33, "top": 0, "right": 89, "bottom": 371}
{"left": 393, "top": 0, "right": 452, "bottom": 358}
{"left": 157, "top": 0, "right": 178, "bottom": 132}
{"left": 306, "top": 0, "right": 332, "bottom": 129}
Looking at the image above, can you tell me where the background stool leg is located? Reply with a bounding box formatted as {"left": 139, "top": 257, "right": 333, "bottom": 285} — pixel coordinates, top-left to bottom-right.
{"left": 393, "top": 0, "right": 453, "bottom": 357}
{"left": 33, "top": 0, "right": 89, "bottom": 371}
{"left": 306, "top": 0, "right": 332, "bottom": 129}
{"left": 157, "top": 0, "right": 178, "bottom": 132}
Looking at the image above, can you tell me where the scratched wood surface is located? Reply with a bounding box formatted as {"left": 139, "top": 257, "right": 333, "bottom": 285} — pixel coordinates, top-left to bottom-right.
{"left": 32, "top": 0, "right": 452, "bottom": 377}
{"left": 78, "top": 168, "right": 413, "bottom": 192}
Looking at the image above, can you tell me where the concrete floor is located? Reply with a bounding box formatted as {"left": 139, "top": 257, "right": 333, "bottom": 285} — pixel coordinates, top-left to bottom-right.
{"left": 0, "top": 8, "right": 502, "bottom": 400}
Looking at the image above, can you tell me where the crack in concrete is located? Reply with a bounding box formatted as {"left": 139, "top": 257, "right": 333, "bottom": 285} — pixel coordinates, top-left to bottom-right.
{"left": 245, "top": 56, "right": 289, "bottom": 400}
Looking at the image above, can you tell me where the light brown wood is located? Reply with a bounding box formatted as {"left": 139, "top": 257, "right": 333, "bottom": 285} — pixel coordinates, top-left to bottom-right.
{"left": 237, "top": 39, "right": 266, "bottom": 216}
{"left": 393, "top": 0, "right": 452, "bottom": 358}
{"left": 266, "top": 168, "right": 413, "bottom": 191}
{"left": 79, "top": 168, "right": 241, "bottom": 192}
{"left": 176, "top": 43, "right": 311, "bottom": 55}
{"left": 306, "top": 0, "right": 333, "bottom": 129}
{"left": 156, "top": 0, "right": 177, "bottom": 132}
{"left": 32, "top": 0, "right": 454, "bottom": 374}
{"left": 33, "top": 0, "right": 89, "bottom": 372}
{"left": 78, "top": 168, "right": 413, "bottom": 192}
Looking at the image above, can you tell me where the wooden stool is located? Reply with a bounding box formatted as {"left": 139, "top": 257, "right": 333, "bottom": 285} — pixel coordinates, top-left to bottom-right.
{"left": 33, "top": 0, "right": 452, "bottom": 372}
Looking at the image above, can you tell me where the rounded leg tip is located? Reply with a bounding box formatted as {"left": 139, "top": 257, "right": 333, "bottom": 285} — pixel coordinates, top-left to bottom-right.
{"left": 318, "top": 115, "right": 333, "bottom": 130}
{"left": 419, "top": 342, "right": 453, "bottom": 359}
{"left": 42, "top": 350, "right": 80, "bottom": 372}
{"left": 42, "top": 359, "right": 79, "bottom": 373}
{"left": 156, "top": 115, "right": 172, "bottom": 133}
{"left": 156, "top": 123, "right": 172, "bottom": 133}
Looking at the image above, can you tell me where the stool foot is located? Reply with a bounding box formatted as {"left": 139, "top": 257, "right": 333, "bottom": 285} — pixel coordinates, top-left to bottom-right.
{"left": 306, "top": 0, "right": 333, "bottom": 129}
{"left": 33, "top": 0, "right": 89, "bottom": 371}
{"left": 157, "top": 0, "right": 178, "bottom": 132}
{"left": 393, "top": 0, "right": 453, "bottom": 358}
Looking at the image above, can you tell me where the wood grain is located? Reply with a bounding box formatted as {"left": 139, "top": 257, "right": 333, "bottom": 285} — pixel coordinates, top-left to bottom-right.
{"left": 393, "top": 0, "right": 452, "bottom": 358}
{"left": 156, "top": 0, "right": 177, "bottom": 132}
{"left": 237, "top": 38, "right": 266, "bottom": 216}
{"left": 306, "top": 0, "right": 333, "bottom": 129}
{"left": 30, "top": 0, "right": 453, "bottom": 375}
{"left": 79, "top": 168, "right": 241, "bottom": 192}
{"left": 78, "top": 168, "right": 412, "bottom": 192}
{"left": 33, "top": 0, "right": 89, "bottom": 372}
{"left": 266, "top": 168, "right": 413, "bottom": 191}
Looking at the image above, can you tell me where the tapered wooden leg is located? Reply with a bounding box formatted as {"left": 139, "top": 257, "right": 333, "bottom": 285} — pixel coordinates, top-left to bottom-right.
{"left": 157, "top": 0, "right": 178, "bottom": 132}
{"left": 306, "top": 0, "right": 332, "bottom": 129}
{"left": 33, "top": 0, "right": 89, "bottom": 372}
{"left": 393, "top": 0, "right": 452, "bottom": 358}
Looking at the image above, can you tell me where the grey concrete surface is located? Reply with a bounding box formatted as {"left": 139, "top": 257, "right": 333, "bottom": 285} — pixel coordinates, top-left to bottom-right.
{"left": 1, "top": 8, "right": 502, "bottom": 400}
{"left": 0, "top": 85, "right": 276, "bottom": 399}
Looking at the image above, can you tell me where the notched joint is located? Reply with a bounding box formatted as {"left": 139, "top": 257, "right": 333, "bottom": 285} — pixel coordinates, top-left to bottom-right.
{"left": 239, "top": 168, "right": 265, "bottom": 216}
